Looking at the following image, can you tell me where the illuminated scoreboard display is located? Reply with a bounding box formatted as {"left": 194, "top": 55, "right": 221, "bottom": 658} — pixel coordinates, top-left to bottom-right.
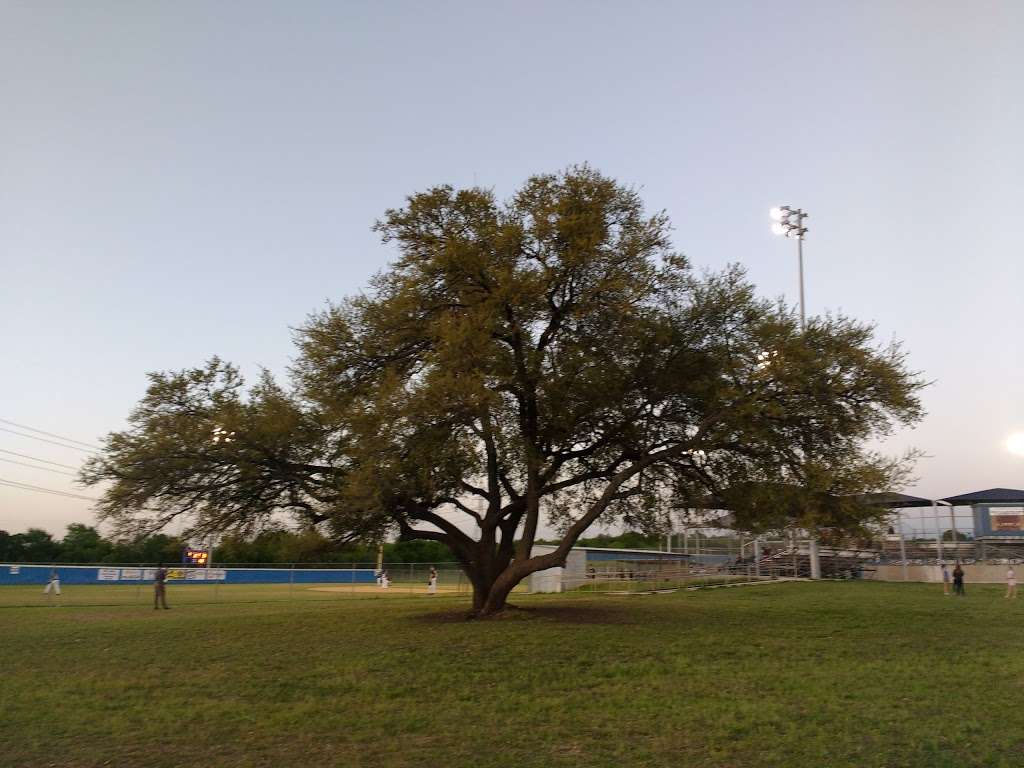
{"left": 182, "top": 548, "right": 210, "bottom": 566}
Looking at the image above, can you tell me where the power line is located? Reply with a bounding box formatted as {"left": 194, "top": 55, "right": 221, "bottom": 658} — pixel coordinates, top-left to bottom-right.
{"left": 0, "top": 477, "right": 99, "bottom": 502}
{"left": 0, "top": 418, "right": 102, "bottom": 450}
{"left": 0, "top": 427, "right": 99, "bottom": 454}
{"left": 0, "top": 457, "right": 77, "bottom": 476}
{"left": 0, "top": 449, "right": 80, "bottom": 470}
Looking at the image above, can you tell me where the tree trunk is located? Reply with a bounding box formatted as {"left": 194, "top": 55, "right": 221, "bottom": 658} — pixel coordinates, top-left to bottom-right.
{"left": 469, "top": 555, "right": 534, "bottom": 617}
{"left": 478, "top": 576, "right": 517, "bottom": 616}
{"left": 465, "top": 561, "right": 519, "bottom": 618}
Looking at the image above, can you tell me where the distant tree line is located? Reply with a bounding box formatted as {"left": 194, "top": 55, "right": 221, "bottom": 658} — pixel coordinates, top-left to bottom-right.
{"left": 1, "top": 523, "right": 679, "bottom": 565}
{"left": 0, "top": 524, "right": 454, "bottom": 565}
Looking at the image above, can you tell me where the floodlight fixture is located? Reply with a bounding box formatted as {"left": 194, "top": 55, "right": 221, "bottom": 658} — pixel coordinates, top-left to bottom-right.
{"left": 768, "top": 204, "right": 809, "bottom": 331}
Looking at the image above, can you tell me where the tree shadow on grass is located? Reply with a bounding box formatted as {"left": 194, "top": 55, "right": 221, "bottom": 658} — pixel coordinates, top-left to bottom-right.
{"left": 412, "top": 602, "right": 640, "bottom": 626}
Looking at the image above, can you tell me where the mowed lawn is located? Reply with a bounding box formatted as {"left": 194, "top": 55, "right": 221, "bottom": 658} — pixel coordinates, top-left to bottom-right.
{"left": 4, "top": 582, "right": 1024, "bottom": 768}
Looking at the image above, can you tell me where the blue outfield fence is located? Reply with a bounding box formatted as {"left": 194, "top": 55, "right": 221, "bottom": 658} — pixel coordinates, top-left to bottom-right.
{"left": 0, "top": 564, "right": 379, "bottom": 586}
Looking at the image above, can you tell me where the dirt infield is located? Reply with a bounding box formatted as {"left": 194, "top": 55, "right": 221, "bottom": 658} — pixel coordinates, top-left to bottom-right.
{"left": 306, "top": 584, "right": 463, "bottom": 594}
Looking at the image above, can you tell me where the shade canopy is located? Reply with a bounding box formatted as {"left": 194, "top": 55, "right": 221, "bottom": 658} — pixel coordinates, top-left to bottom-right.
{"left": 859, "top": 492, "right": 934, "bottom": 509}
{"left": 693, "top": 486, "right": 933, "bottom": 512}
{"left": 940, "top": 488, "right": 1024, "bottom": 505}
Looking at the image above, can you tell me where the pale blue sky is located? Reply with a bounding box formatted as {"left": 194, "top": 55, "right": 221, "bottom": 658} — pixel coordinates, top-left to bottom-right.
{"left": 2, "top": 1, "right": 1022, "bottom": 536}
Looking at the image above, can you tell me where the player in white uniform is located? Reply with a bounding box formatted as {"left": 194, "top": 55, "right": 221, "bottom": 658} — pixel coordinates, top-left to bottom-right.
{"left": 427, "top": 566, "right": 438, "bottom": 595}
{"left": 43, "top": 567, "right": 61, "bottom": 596}
{"left": 1007, "top": 566, "right": 1017, "bottom": 599}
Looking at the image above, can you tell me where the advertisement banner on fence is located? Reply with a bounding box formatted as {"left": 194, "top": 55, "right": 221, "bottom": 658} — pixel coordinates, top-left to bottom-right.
{"left": 991, "top": 508, "right": 1024, "bottom": 532}
{"left": 97, "top": 568, "right": 120, "bottom": 581}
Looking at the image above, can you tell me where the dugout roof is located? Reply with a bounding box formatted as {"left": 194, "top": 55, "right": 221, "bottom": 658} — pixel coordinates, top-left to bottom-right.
{"left": 940, "top": 488, "right": 1024, "bottom": 505}
{"left": 859, "top": 492, "right": 934, "bottom": 509}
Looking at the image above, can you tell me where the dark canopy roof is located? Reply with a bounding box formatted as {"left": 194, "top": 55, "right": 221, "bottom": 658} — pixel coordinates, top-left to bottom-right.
{"left": 941, "top": 488, "right": 1024, "bottom": 505}
{"left": 860, "top": 492, "right": 934, "bottom": 509}
{"left": 695, "top": 487, "right": 933, "bottom": 512}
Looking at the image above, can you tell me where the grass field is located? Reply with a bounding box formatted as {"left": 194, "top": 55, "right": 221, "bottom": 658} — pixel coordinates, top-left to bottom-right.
{"left": 4, "top": 581, "right": 1024, "bottom": 767}
{"left": 0, "top": 581, "right": 470, "bottom": 608}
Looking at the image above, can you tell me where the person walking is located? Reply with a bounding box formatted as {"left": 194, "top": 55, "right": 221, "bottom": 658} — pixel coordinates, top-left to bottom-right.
{"left": 940, "top": 562, "right": 950, "bottom": 596}
{"left": 154, "top": 563, "right": 170, "bottom": 609}
{"left": 427, "top": 566, "right": 438, "bottom": 595}
{"left": 952, "top": 560, "right": 965, "bottom": 596}
{"left": 43, "top": 567, "right": 61, "bottom": 598}
{"left": 1007, "top": 566, "right": 1018, "bottom": 599}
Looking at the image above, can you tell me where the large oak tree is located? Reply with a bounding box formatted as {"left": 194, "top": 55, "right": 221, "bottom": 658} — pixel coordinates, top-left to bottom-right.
{"left": 83, "top": 167, "right": 923, "bottom": 616}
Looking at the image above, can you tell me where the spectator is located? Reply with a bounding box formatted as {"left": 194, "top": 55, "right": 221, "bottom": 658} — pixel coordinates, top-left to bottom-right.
{"left": 1007, "top": 566, "right": 1017, "bottom": 599}
{"left": 952, "top": 560, "right": 965, "bottom": 597}
{"left": 940, "top": 562, "right": 950, "bottom": 596}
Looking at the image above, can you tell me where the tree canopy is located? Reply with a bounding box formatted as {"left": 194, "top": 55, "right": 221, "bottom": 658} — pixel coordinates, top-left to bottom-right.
{"left": 83, "top": 166, "right": 924, "bottom": 616}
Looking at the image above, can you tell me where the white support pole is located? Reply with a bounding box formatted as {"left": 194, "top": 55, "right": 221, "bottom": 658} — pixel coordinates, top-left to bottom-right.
{"left": 973, "top": 505, "right": 985, "bottom": 560}
{"left": 754, "top": 536, "right": 762, "bottom": 578}
{"left": 934, "top": 502, "right": 944, "bottom": 563}
{"left": 896, "top": 511, "right": 908, "bottom": 582}
{"left": 809, "top": 536, "right": 821, "bottom": 579}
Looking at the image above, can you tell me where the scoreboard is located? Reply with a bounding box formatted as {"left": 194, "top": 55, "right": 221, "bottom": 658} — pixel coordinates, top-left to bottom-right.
{"left": 182, "top": 548, "right": 210, "bottom": 566}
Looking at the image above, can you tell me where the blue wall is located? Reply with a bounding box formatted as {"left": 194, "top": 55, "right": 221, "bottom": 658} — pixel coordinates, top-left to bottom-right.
{"left": 0, "top": 564, "right": 378, "bottom": 586}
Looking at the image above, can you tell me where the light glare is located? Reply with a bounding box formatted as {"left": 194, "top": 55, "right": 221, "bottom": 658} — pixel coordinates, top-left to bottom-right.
{"left": 769, "top": 207, "right": 784, "bottom": 221}
{"left": 771, "top": 222, "right": 787, "bottom": 236}
{"left": 1007, "top": 433, "right": 1024, "bottom": 457}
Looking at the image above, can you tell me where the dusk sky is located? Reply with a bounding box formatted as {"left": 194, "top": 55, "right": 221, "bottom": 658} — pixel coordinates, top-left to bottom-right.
{"left": 2, "top": 1, "right": 1022, "bottom": 538}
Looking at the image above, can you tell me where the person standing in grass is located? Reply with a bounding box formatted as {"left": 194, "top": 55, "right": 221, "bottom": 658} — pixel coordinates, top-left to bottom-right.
{"left": 940, "top": 562, "right": 950, "bottom": 596}
{"left": 952, "top": 560, "right": 965, "bottom": 596}
{"left": 427, "top": 566, "right": 438, "bottom": 595}
{"left": 43, "top": 567, "right": 61, "bottom": 597}
{"left": 1006, "top": 566, "right": 1017, "bottom": 599}
{"left": 154, "top": 563, "right": 170, "bottom": 609}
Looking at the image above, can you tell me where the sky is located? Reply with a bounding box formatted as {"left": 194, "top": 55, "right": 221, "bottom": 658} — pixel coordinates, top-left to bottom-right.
{"left": 1, "top": 0, "right": 1022, "bottom": 539}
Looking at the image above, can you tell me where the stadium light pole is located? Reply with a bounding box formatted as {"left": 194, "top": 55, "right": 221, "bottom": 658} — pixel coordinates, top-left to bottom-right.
{"left": 769, "top": 206, "right": 809, "bottom": 331}
{"left": 770, "top": 206, "right": 819, "bottom": 577}
{"left": 209, "top": 426, "right": 234, "bottom": 577}
{"left": 682, "top": 450, "right": 707, "bottom": 559}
